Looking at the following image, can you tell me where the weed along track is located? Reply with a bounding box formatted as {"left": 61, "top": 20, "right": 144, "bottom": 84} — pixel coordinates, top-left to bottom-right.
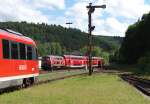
{"left": 121, "top": 74, "right": 150, "bottom": 96}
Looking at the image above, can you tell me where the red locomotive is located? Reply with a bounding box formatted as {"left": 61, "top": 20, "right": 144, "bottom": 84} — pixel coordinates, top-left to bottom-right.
{"left": 42, "top": 55, "right": 65, "bottom": 70}
{"left": 0, "top": 29, "right": 38, "bottom": 89}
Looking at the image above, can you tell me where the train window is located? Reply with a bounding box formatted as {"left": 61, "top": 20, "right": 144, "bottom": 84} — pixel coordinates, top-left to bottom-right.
{"left": 42, "top": 57, "right": 50, "bottom": 61}
{"left": 36, "top": 48, "right": 38, "bottom": 59}
{"left": 27, "top": 46, "right": 32, "bottom": 60}
{"left": 2, "top": 39, "right": 10, "bottom": 59}
{"left": 32, "top": 47, "right": 37, "bottom": 60}
{"left": 19, "top": 43, "right": 26, "bottom": 59}
{"left": 11, "top": 42, "right": 19, "bottom": 59}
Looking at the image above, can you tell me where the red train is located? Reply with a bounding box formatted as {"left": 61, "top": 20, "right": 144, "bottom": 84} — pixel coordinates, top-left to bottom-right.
{"left": 63, "top": 55, "right": 87, "bottom": 68}
{"left": 42, "top": 55, "right": 104, "bottom": 70}
{"left": 91, "top": 57, "right": 104, "bottom": 68}
{"left": 0, "top": 28, "right": 104, "bottom": 90}
{"left": 0, "top": 29, "right": 39, "bottom": 89}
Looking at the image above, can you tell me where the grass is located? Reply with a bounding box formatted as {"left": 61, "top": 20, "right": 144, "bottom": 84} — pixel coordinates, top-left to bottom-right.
{"left": 0, "top": 73, "right": 150, "bottom": 104}
{"left": 38, "top": 69, "right": 87, "bottom": 81}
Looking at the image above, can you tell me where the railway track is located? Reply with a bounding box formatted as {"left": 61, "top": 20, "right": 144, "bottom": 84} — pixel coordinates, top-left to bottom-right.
{"left": 121, "top": 74, "right": 150, "bottom": 96}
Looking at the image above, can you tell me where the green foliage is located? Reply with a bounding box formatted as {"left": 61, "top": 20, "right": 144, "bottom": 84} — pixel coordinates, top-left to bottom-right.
{"left": 80, "top": 46, "right": 103, "bottom": 56}
{"left": 0, "top": 21, "right": 122, "bottom": 56}
{"left": 37, "top": 42, "right": 62, "bottom": 56}
{"left": 118, "top": 12, "right": 150, "bottom": 64}
{"left": 80, "top": 46, "right": 109, "bottom": 64}
{"left": 50, "top": 42, "right": 62, "bottom": 55}
{"left": 80, "top": 46, "right": 88, "bottom": 55}
{"left": 137, "top": 54, "right": 150, "bottom": 75}
{"left": 92, "top": 46, "right": 102, "bottom": 56}
{"left": 101, "top": 52, "right": 110, "bottom": 64}
{"left": 37, "top": 43, "right": 51, "bottom": 56}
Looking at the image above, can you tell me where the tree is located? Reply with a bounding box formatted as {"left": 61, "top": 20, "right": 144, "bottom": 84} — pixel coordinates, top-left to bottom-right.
{"left": 50, "top": 42, "right": 62, "bottom": 55}
{"left": 118, "top": 12, "right": 150, "bottom": 64}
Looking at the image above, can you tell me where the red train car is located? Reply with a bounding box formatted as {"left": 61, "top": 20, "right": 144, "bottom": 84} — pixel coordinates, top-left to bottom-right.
{"left": 42, "top": 55, "right": 65, "bottom": 70}
{"left": 0, "top": 29, "right": 38, "bottom": 89}
{"left": 63, "top": 55, "right": 87, "bottom": 68}
{"left": 92, "top": 57, "right": 104, "bottom": 68}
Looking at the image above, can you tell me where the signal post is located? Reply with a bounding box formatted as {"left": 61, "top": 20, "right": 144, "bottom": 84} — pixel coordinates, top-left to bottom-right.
{"left": 86, "top": 3, "right": 106, "bottom": 75}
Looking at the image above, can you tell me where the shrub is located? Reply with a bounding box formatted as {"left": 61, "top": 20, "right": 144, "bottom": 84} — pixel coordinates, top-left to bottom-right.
{"left": 137, "top": 56, "right": 150, "bottom": 75}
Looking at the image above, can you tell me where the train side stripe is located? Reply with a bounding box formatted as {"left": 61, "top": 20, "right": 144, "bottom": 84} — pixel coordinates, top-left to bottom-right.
{"left": 0, "top": 73, "right": 39, "bottom": 82}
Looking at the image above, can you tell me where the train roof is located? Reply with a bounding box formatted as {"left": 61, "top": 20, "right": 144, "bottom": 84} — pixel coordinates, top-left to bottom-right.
{"left": 92, "top": 57, "right": 103, "bottom": 59}
{"left": 63, "top": 55, "right": 86, "bottom": 58}
{"left": 63, "top": 55, "right": 103, "bottom": 59}
{"left": 45, "top": 55, "right": 64, "bottom": 58}
{"left": 0, "top": 28, "right": 36, "bottom": 46}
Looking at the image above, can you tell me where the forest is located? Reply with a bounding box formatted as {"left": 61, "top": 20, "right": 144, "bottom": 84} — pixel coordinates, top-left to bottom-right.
{"left": 0, "top": 21, "right": 122, "bottom": 63}
{"left": 117, "top": 12, "right": 150, "bottom": 74}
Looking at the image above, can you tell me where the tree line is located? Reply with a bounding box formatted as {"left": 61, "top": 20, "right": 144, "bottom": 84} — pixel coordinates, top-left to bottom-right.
{"left": 116, "top": 11, "right": 150, "bottom": 74}
{"left": 0, "top": 21, "right": 122, "bottom": 63}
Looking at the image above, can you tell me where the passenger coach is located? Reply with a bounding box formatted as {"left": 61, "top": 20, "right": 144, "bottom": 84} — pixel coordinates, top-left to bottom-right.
{"left": 63, "top": 55, "right": 87, "bottom": 68}
{"left": 0, "top": 29, "right": 38, "bottom": 89}
{"left": 91, "top": 57, "right": 104, "bottom": 68}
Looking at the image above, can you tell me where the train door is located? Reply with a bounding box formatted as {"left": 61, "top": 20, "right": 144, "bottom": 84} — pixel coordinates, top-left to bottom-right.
{"left": 18, "top": 43, "right": 27, "bottom": 74}
{"left": 26, "top": 45, "right": 38, "bottom": 74}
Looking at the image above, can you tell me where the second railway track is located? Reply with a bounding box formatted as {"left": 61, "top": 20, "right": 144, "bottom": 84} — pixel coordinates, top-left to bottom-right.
{"left": 121, "top": 74, "right": 150, "bottom": 96}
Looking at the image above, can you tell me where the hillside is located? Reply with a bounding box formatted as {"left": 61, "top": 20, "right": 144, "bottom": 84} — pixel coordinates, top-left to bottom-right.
{"left": 0, "top": 21, "right": 123, "bottom": 56}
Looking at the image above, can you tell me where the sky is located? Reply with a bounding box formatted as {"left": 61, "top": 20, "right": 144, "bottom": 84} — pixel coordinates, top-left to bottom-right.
{"left": 0, "top": 0, "right": 150, "bottom": 37}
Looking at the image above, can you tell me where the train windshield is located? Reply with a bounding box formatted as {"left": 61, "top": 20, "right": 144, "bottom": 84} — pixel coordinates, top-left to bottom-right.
{"left": 42, "top": 57, "right": 50, "bottom": 61}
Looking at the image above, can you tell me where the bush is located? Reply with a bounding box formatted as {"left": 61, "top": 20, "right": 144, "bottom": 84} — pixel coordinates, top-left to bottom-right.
{"left": 137, "top": 56, "right": 150, "bottom": 75}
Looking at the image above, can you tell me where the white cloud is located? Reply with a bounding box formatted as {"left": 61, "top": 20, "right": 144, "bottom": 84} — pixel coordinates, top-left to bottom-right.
{"left": 0, "top": 0, "right": 149, "bottom": 37}
{"left": 106, "top": 0, "right": 150, "bottom": 19}
{"left": 32, "top": 0, "right": 65, "bottom": 10}
{"left": 65, "top": 2, "right": 87, "bottom": 19}
{"left": 0, "top": 0, "right": 49, "bottom": 23}
{"left": 106, "top": 18, "right": 128, "bottom": 34}
{"left": 65, "top": 0, "right": 150, "bottom": 36}
{"left": 0, "top": 0, "right": 66, "bottom": 23}
{"left": 65, "top": 2, "right": 88, "bottom": 31}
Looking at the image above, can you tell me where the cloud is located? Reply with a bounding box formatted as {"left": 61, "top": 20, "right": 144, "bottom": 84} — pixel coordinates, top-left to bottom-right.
{"left": 65, "top": 2, "right": 88, "bottom": 30}
{"left": 0, "top": 0, "right": 149, "bottom": 37}
{"left": 0, "top": 0, "right": 66, "bottom": 23}
{"left": 106, "top": 0, "right": 150, "bottom": 19}
{"left": 65, "top": 0, "right": 150, "bottom": 36}
{"left": 31, "top": 0, "right": 66, "bottom": 10}
{"left": 106, "top": 18, "right": 128, "bottom": 34}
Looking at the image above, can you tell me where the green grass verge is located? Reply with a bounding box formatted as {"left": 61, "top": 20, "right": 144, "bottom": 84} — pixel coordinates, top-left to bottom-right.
{"left": 38, "top": 70, "right": 87, "bottom": 81}
{"left": 0, "top": 73, "right": 150, "bottom": 104}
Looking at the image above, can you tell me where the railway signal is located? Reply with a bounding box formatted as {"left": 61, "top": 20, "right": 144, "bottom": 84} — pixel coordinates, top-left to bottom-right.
{"left": 66, "top": 22, "right": 73, "bottom": 28}
{"left": 86, "top": 3, "right": 106, "bottom": 76}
